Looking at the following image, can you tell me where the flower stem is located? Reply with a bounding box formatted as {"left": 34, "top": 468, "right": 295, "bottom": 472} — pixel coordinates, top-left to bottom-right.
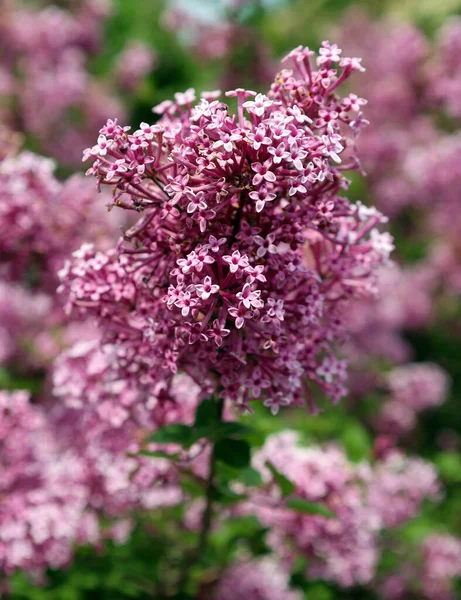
{"left": 178, "top": 396, "right": 224, "bottom": 595}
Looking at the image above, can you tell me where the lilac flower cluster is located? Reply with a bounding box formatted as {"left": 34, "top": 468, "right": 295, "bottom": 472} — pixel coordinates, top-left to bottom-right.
{"left": 213, "top": 558, "right": 302, "bottom": 600}
{"left": 381, "top": 534, "right": 461, "bottom": 600}
{"left": 336, "top": 11, "right": 461, "bottom": 295}
{"left": 367, "top": 449, "right": 440, "bottom": 528}
{"left": 378, "top": 363, "right": 449, "bottom": 437}
{"left": 51, "top": 338, "right": 201, "bottom": 516}
{"left": 0, "top": 0, "right": 154, "bottom": 165}
{"left": 0, "top": 151, "right": 118, "bottom": 290}
{"left": 0, "top": 149, "right": 121, "bottom": 370}
{"left": 0, "top": 390, "right": 98, "bottom": 576}
{"left": 346, "top": 264, "right": 435, "bottom": 368}
{"left": 249, "top": 431, "right": 440, "bottom": 588}
{"left": 61, "top": 43, "right": 391, "bottom": 414}
{"left": 0, "top": 282, "right": 51, "bottom": 367}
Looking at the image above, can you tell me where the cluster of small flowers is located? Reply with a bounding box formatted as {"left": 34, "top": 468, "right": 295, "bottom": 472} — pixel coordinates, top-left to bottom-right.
{"left": 0, "top": 390, "right": 99, "bottom": 576}
{"left": 346, "top": 264, "right": 435, "bottom": 368}
{"left": 51, "top": 338, "right": 201, "bottom": 516}
{"left": 0, "top": 151, "right": 119, "bottom": 289}
{"left": 64, "top": 42, "right": 392, "bottom": 414}
{"left": 429, "top": 18, "right": 461, "bottom": 119}
{"left": 378, "top": 363, "right": 449, "bottom": 437}
{"left": 422, "top": 534, "right": 461, "bottom": 600}
{"left": 404, "top": 133, "right": 461, "bottom": 293}
{"left": 0, "top": 149, "right": 120, "bottom": 370}
{"left": 366, "top": 450, "right": 440, "bottom": 528}
{"left": 0, "top": 0, "right": 154, "bottom": 165}
{"left": 213, "top": 557, "right": 302, "bottom": 600}
{"left": 336, "top": 11, "right": 461, "bottom": 294}
{"left": 381, "top": 534, "right": 461, "bottom": 600}
{"left": 116, "top": 42, "right": 157, "bottom": 92}
{"left": 248, "top": 431, "right": 440, "bottom": 588}
{"left": 0, "top": 281, "right": 51, "bottom": 367}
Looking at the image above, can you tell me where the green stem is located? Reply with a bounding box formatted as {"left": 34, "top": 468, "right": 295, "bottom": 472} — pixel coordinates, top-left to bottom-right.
{"left": 178, "top": 397, "right": 224, "bottom": 595}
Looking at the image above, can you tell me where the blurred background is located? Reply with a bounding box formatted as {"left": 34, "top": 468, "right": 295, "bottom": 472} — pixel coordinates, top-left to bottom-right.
{"left": 1, "top": 0, "right": 461, "bottom": 598}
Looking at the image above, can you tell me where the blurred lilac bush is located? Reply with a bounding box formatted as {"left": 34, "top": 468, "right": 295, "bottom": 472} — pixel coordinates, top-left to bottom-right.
{"left": 0, "top": 2, "right": 461, "bottom": 600}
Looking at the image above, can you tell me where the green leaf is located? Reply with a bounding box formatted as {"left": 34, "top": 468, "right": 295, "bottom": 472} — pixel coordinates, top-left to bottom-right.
{"left": 129, "top": 450, "right": 180, "bottom": 460}
{"left": 265, "top": 461, "right": 295, "bottom": 496}
{"left": 208, "top": 422, "right": 254, "bottom": 441}
{"left": 212, "top": 482, "right": 248, "bottom": 504}
{"left": 215, "top": 438, "right": 251, "bottom": 469}
{"left": 194, "top": 397, "right": 253, "bottom": 441}
{"left": 286, "top": 497, "right": 335, "bottom": 518}
{"left": 341, "top": 421, "right": 372, "bottom": 462}
{"left": 239, "top": 466, "right": 263, "bottom": 486}
{"left": 194, "top": 397, "right": 221, "bottom": 429}
{"left": 148, "top": 424, "right": 195, "bottom": 446}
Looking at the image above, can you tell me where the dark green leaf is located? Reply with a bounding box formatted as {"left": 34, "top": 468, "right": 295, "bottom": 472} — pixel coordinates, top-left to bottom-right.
{"left": 265, "top": 461, "right": 296, "bottom": 496}
{"left": 194, "top": 397, "right": 221, "bottom": 429}
{"left": 215, "top": 438, "right": 251, "bottom": 469}
{"left": 286, "top": 497, "right": 335, "bottom": 518}
{"left": 148, "top": 424, "right": 195, "bottom": 446}
{"left": 208, "top": 422, "right": 254, "bottom": 441}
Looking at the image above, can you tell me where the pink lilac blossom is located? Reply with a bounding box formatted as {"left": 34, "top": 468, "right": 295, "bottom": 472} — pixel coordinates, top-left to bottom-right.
{"left": 0, "top": 148, "right": 123, "bottom": 371}
{"left": 0, "top": 390, "right": 99, "bottom": 576}
{"left": 0, "top": 282, "right": 51, "bottom": 367}
{"left": 50, "top": 338, "right": 201, "bottom": 516}
{"left": 62, "top": 43, "right": 391, "bottom": 414}
{"left": 0, "top": 151, "right": 120, "bottom": 289}
{"left": 213, "top": 557, "right": 302, "bottom": 600}
{"left": 367, "top": 450, "right": 440, "bottom": 529}
{"left": 386, "top": 362, "right": 449, "bottom": 412}
{"left": 251, "top": 431, "right": 381, "bottom": 587}
{"left": 421, "top": 534, "right": 461, "bottom": 600}
{"left": 0, "top": 0, "right": 149, "bottom": 165}
{"left": 380, "top": 534, "right": 461, "bottom": 600}
{"left": 377, "top": 363, "right": 449, "bottom": 437}
{"left": 249, "top": 432, "right": 440, "bottom": 588}
{"left": 403, "top": 134, "right": 461, "bottom": 292}
{"left": 115, "top": 41, "right": 156, "bottom": 91}
{"left": 346, "top": 264, "right": 435, "bottom": 366}
{"left": 429, "top": 18, "right": 461, "bottom": 119}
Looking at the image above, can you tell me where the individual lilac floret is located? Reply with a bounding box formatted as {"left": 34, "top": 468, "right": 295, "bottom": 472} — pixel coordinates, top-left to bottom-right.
{"left": 69, "top": 43, "right": 391, "bottom": 413}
